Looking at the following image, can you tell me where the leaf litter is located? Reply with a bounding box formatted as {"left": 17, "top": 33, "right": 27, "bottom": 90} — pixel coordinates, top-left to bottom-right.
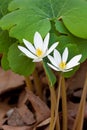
{"left": 0, "top": 61, "right": 87, "bottom": 130}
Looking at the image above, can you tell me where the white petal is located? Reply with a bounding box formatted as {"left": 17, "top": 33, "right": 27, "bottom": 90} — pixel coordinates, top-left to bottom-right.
{"left": 23, "top": 39, "right": 36, "bottom": 54}
{"left": 34, "top": 32, "right": 43, "bottom": 49}
{"left": 48, "top": 55, "right": 57, "bottom": 68}
{"left": 43, "top": 33, "right": 49, "bottom": 52}
{"left": 46, "top": 42, "right": 59, "bottom": 55}
{"left": 18, "top": 46, "right": 37, "bottom": 59}
{"left": 63, "top": 68, "right": 73, "bottom": 72}
{"left": 66, "top": 54, "right": 82, "bottom": 69}
{"left": 66, "top": 63, "right": 80, "bottom": 69}
{"left": 62, "top": 47, "right": 68, "bottom": 62}
{"left": 33, "top": 58, "right": 42, "bottom": 62}
{"left": 54, "top": 49, "right": 61, "bottom": 65}
{"left": 47, "top": 63, "right": 60, "bottom": 71}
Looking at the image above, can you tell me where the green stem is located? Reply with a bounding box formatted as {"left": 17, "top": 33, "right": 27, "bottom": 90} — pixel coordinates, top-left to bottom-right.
{"left": 42, "top": 61, "right": 56, "bottom": 130}
{"left": 32, "top": 68, "right": 42, "bottom": 99}
{"left": 76, "top": 99, "right": 85, "bottom": 130}
{"left": 52, "top": 75, "right": 62, "bottom": 130}
{"left": 49, "top": 86, "right": 56, "bottom": 130}
{"left": 25, "top": 76, "right": 33, "bottom": 91}
{"left": 61, "top": 75, "right": 67, "bottom": 130}
{"left": 72, "top": 74, "right": 87, "bottom": 130}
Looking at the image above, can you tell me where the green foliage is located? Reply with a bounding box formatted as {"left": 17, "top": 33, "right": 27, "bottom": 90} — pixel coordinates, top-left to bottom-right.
{"left": 62, "top": 6, "right": 87, "bottom": 38}
{"left": 1, "top": 53, "right": 10, "bottom": 70}
{"left": 0, "top": 0, "right": 12, "bottom": 18}
{"left": 0, "top": 0, "right": 87, "bottom": 41}
{"left": 0, "top": 0, "right": 16, "bottom": 70}
{"left": 0, "top": 30, "right": 15, "bottom": 53}
{"left": 55, "top": 20, "right": 87, "bottom": 63}
{"left": 0, "top": 0, "right": 87, "bottom": 77}
{"left": 57, "top": 35, "right": 87, "bottom": 63}
{"left": 0, "top": 30, "right": 16, "bottom": 70}
{"left": 8, "top": 43, "right": 35, "bottom": 76}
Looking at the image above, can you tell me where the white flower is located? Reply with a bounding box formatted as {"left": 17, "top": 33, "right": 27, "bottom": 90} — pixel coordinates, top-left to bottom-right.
{"left": 18, "top": 32, "right": 59, "bottom": 62}
{"left": 47, "top": 47, "right": 82, "bottom": 72}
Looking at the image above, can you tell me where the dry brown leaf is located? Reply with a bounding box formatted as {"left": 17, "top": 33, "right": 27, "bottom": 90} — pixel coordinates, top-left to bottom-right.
{"left": 68, "top": 102, "right": 79, "bottom": 118}
{"left": 67, "top": 102, "right": 80, "bottom": 130}
{"left": 73, "top": 89, "right": 82, "bottom": 98}
{"left": 66, "top": 60, "right": 87, "bottom": 91}
{"left": 1, "top": 125, "right": 33, "bottom": 130}
{"left": 67, "top": 101, "right": 87, "bottom": 130}
{"left": 18, "top": 89, "right": 50, "bottom": 124}
{"left": 17, "top": 105, "right": 36, "bottom": 125}
{"left": 68, "top": 116, "right": 74, "bottom": 130}
{"left": 8, "top": 105, "right": 36, "bottom": 126}
{"left": 0, "top": 102, "right": 11, "bottom": 125}
{"left": 7, "top": 108, "right": 25, "bottom": 126}
{"left": 0, "top": 67, "right": 24, "bottom": 94}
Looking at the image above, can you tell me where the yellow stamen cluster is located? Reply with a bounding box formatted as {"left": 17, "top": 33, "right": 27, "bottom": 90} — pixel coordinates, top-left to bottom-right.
{"left": 36, "top": 48, "right": 43, "bottom": 57}
{"left": 59, "top": 61, "right": 66, "bottom": 70}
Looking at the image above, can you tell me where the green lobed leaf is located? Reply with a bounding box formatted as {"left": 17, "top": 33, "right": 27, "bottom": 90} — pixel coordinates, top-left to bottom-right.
{"left": 43, "top": 60, "right": 56, "bottom": 87}
{"left": 0, "top": 0, "right": 87, "bottom": 77}
{"left": 1, "top": 53, "right": 10, "bottom": 70}
{"left": 69, "top": 36, "right": 87, "bottom": 63}
{"left": 55, "top": 22, "right": 87, "bottom": 62}
{"left": 55, "top": 21, "right": 68, "bottom": 35}
{"left": 57, "top": 35, "right": 87, "bottom": 63}
{"left": 62, "top": 6, "right": 87, "bottom": 39}
{"left": 0, "top": 30, "right": 16, "bottom": 70}
{"left": 0, "top": 0, "right": 12, "bottom": 18}
{"left": 8, "top": 43, "right": 35, "bottom": 76}
{"left": 0, "top": 0, "right": 16, "bottom": 70}
{"left": 0, "top": 30, "right": 16, "bottom": 53}
{"left": 0, "top": 0, "right": 87, "bottom": 42}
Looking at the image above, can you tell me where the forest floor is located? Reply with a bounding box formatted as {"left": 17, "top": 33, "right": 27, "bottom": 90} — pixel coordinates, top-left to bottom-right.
{"left": 0, "top": 60, "right": 87, "bottom": 130}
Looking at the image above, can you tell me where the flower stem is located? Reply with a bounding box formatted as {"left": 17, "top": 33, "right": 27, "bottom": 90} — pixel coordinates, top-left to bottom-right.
{"left": 32, "top": 68, "right": 42, "bottom": 99}
{"left": 42, "top": 60, "right": 57, "bottom": 130}
{"left": 61, "top": 75, "right": 67, "bottom": 130}
{"left": 76, "top": 99, "right": 85, "bottom": 130}
{"left": 49, "top": 86, "right": 56, "bottom": 130}
{"left": 72, "top": 74, "right": 87, "bottom": 130}
{"left": 52, "top": 75, "right": 62, "bottom": 130}
{"left": 25, "top": 76, "right": 33, "bottom": 91}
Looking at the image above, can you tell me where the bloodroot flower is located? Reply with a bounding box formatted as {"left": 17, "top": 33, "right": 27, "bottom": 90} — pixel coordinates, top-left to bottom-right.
{"left": 47, "top": 47, "right": 82, "bottom": 72}
{"left": 18, "top": 32, "right": 59, "bottom": 62}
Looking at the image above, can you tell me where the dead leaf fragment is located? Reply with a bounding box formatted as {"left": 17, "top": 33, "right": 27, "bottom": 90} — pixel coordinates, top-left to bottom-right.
{"left": 67, "top": 61, "right": 87, "bottom": 91}
{"left": 0, "top": 102, "right": 11, "bottom": 125}
{"left": 17, "top": 105, "right": 36, "bottom": 125}
{"left": 1, "top": 125, "right": 32, "bottom": 130}
{"left": 18, "top": 89, "right": 50, "bottom": 124}
{"left": 7, "top": 108, "right": 24, "bottom": 126}
{"left": 0, "top": 67, "right": 24, "bottom": 95}
{"left": 8, "top": 105, "right": 36, "bottom": 126}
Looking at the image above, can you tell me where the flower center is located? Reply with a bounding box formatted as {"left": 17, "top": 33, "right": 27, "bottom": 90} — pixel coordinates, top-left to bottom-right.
{"left": 59, "top": 61, "right": 66, "bottom": 70}
{"left": 36, "top": 48, "right": 43, "bottom": 57}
